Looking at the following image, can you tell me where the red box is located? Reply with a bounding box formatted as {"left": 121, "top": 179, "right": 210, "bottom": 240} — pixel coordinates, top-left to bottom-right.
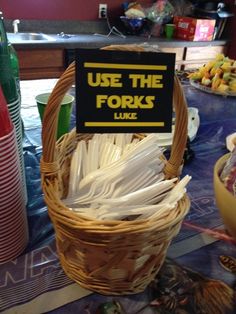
{"left": 173, "top": 16, "right": 216, "bottom": 41}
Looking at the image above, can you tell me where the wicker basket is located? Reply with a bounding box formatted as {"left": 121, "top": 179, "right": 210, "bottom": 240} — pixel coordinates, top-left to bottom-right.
{"left": 40, "top": 45, "right": 191, "bottom": 295}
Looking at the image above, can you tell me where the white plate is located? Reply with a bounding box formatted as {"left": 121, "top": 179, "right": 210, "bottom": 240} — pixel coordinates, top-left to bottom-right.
{"left": 226, "top": 133, "right": 236, "bottom": 152}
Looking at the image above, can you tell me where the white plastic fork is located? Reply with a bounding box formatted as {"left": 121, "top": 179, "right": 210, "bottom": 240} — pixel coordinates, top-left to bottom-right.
{"left": 99, "top": 142, "right": 122, "bottom": 168}
{"left": 67, "top": 140, "right": 86, "bottom": 197}
{"left": 94, "top": 178, "right": 177, "bottom": 207}
{"left": 77, "top": 137, "right": 163, "bottom": 192}
{"left": 65, "top": 145, "right": 164, "bottom": 206}
{"left": 158, "top": 175, "right": 191, "bottom": 205}
{"left": 66, "top": 155, "right": 158, "bottom": 206}
{"left": 96, "top": 203, "right": 173, "bottom": 220}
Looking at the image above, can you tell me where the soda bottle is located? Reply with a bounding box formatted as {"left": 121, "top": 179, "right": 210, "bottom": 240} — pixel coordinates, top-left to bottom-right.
{"left": 9, "top": 42, "right": 21, "bottom": 96}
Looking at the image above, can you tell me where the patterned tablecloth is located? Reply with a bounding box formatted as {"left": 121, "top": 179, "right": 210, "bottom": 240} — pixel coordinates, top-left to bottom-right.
{"left": 1, "top": 74, "right": 236, "bottom": 314}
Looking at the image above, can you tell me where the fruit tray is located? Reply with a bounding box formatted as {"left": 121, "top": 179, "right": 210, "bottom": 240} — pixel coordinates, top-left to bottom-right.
{"left": 190, "top": 79, "right": 236, "bottom": 97}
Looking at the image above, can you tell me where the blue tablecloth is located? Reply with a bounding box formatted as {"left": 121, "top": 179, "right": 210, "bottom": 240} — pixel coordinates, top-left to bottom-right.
{"left": 1, "top": 76, "right": 236, "bottom": 313}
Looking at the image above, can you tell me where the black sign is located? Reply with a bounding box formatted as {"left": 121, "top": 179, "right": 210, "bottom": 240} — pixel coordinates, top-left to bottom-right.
{"left": 75, "top": 48, "right": 175, "bottom": 133}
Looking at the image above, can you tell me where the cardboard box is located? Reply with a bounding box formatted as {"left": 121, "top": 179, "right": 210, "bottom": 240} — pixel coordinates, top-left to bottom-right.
{"left": 173, "top": 16, "right": 216, "bottom": 41}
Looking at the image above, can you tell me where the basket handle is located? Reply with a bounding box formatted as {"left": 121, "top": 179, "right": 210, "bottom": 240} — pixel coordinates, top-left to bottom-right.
{"left": 41, "top": 46, "right": 188, "bottom": 179}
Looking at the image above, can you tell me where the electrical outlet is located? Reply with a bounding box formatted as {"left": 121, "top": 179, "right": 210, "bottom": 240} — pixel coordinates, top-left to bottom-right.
{"left": 99, "top": 4, "right": 107, "bottom": 19}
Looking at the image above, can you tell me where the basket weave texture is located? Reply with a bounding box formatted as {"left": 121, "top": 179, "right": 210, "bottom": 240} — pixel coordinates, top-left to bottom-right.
{"left": 40, "top": 45, "right": 190, "bottom": 295}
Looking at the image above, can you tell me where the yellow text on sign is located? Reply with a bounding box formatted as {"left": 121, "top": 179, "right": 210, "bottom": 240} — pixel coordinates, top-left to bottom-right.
{"left": 87, "top": 73, "right": 123, "bottom": 87}
{"left": 96, "top": 95, "right": 155, "bottom": 109}
{"left": 85, "top": 62, "right": 167, "bottom": 88}
{"left": 87, "top": 73, "right": 164, "bottom": 89}
{"left": 129, "top": 74, "right": 163, "bottom": 88}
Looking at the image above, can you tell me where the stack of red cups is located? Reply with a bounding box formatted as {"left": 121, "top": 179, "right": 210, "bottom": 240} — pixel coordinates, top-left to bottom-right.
{"left": 0, "top": 87, "right": 28, "bottom": 263}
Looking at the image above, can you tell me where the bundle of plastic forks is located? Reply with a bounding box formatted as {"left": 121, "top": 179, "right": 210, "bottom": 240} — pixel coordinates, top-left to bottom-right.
{"left": 64, "top": 133, "right": 191, "bottom": 220}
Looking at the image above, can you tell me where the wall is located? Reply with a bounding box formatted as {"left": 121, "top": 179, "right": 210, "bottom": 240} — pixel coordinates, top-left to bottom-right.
{"left": 0, "top": 0, "right": 153, "bottom": 20}
{"left": 1, "top": 0, "right": 236, "bottom": 57}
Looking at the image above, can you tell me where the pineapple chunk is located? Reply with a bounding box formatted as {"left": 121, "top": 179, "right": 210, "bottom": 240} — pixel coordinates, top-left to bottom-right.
{"left": 215, "top": 53, "right": 225, "bottom": 61}
{"left": 204, "top": 61, "right": 215, "bottom": 72}
{"left": 223, "top": 72, "right": 231, "bottom": 81}
{"left": 221, "top": 62, "right": 232, "bottom": 72}
{"left": 229, "top": 80, "right": 236, "bottom": 92}
{"left": 211, "top": 74, "right": 221, "bottom": 90}
{"left": 216, "top": 83, "right": 229, "bottom": 93}
{"left": 201, "top": 76, "right": 211, "bottom": 86}
{"left": 188, "top": 71, "right": 203, "bottom": 81}
{"left": 210, "top": 61, "right": 224, "bottom": 76}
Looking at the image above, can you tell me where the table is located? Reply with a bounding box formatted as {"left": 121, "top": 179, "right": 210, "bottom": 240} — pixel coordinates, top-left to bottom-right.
{"left": 1, "top": 75, "right": 236, "bottom": 314}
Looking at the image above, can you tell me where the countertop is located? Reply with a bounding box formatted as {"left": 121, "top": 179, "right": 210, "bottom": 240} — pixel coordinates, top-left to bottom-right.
{"left": 5, "top": 19, "right": 230, "bottom": 50}
{"left": 7, "top": 32, "right": 229, "bottom": 50}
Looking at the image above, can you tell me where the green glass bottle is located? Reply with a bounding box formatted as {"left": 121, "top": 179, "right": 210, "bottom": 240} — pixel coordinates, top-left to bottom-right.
{"left": 9, "top": 43, "right": 19, "bottom": 78}
{"left": 0, "top": 12, "right": 18, "bottom": 103}
{"left": 8, "top": 42, "right": 20, "bottom": 96}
